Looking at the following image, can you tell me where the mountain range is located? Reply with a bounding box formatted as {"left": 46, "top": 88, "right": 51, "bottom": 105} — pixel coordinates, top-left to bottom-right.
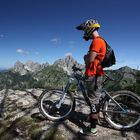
{"left": 0, "top": 56, "right": 139, "bottom": 93}
{"left": 12, "top": 56, "right": 83, "bottom": 75}
{"left": 0, "top": 56, "right": 139, "bottom": 140}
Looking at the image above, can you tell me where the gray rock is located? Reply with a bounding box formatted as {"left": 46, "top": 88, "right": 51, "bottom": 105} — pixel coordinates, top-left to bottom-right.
{"left": 14, "top": 61, "right": 27, "bottom": 75}
{"left": 13, "top": 60, "right": 49, "bottom": 75}
{"left": 53, "top": 55, "right": 84, "bottom": 74}
{"left": 25, "top": 60, "right": 42, "bottom": 72}
{"left": 0, "top": 89, "right": 139, "bottom": 140}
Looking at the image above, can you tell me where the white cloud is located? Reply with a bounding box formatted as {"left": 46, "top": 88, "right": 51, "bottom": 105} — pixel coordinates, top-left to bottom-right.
{"left": 16, "top": 49, "right": 29, "bottom": 54}
{"left": 65, "top": 53, "right": 72, "bottom": 57}
{"left": 50, "top": 38, "right": 61, "bottom": 43}
{"left": 17, "top": 49, "right": 24, "bottom": 53}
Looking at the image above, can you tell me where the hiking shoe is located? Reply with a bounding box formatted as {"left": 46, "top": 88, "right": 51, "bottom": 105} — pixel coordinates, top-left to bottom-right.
{"left": 90, "top": 128, "right": 97, "bottom": 134}
{"left": 79, "top": 127, "right": 97, "bottom": 135}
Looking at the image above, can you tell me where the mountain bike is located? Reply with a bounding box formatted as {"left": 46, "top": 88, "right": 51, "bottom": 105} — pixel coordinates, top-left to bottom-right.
{"left": 38, "top": 65, "right": 140, "bottom": 130}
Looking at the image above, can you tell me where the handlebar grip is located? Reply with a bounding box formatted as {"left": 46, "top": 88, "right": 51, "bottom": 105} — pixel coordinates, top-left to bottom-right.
{"left": 72, "top": 64, "right": 82, "bottom": 72}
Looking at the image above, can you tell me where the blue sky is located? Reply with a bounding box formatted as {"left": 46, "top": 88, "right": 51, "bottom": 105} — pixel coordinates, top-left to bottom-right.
{"left": 0, "top": 0, "right": 140, "bottom": 70}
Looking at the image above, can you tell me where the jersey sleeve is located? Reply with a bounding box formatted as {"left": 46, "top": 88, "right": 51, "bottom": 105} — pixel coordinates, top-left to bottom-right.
{"left": 89, "top": 38, "right": 103, "bottom": 53}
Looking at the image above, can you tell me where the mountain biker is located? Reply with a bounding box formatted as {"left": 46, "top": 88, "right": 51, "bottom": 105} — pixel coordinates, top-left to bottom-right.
{"left": 76, "top": 19, "right": 106, "bottom": 135}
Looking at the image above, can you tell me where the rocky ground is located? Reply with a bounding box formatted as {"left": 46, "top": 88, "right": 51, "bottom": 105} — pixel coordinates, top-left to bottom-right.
{"left": 0, "top": 89, "right": 139, "bottom": 140}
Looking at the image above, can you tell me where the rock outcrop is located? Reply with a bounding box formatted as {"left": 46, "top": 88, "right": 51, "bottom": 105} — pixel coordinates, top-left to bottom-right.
{"left": 13, "top": 60, "right": 49, "bottom": 75}
{"left": 0, "top": 89, "right": 139, "bottom": 140}
{"left": 14, "top": 61, "right": 27, "bottom": 75}
{"left": 53, "top": 56, "right": 84, "bottom": 74}
{"left": 13, "top": 56, "right": 83, "bottom": 75}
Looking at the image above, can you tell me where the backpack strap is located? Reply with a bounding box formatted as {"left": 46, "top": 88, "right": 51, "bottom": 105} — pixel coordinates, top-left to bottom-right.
{"left": 95, "top": 36, "right": 107, "bottom": 64}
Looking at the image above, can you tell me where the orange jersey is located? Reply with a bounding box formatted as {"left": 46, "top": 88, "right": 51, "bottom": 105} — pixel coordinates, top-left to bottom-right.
{"left": 85, "top": 37, "right": 106, "bottom": 77}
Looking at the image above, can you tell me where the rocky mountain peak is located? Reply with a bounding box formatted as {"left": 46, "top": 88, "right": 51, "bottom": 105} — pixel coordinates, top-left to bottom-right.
{"left": 13, "top": 60, "right": 49, "bottom": 75}
{"left": 24, "top": 60, "right": 41, "bottom": 72}
{"left": 13, "top": 56, "right": 84, "bottom": 75}
{"left": 118, "top": 66, "right": 138, "bottom": 74}
{"left": 65, "top": 55, "right": 75, "bottom": 63}
{"left": 14, "top": 61, "right": 27, "bottom": 75}
{"left": 53, "top": 55, "right": 84, "bottom": 74}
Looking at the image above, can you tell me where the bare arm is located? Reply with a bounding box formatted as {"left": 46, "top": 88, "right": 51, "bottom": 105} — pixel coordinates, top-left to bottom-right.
{"left": 84, "top": 51, "right": 97, "bottom": 68}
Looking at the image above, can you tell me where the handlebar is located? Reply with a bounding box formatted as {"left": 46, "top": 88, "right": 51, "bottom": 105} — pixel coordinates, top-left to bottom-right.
{"left": 72, "top": 64, "right": 115, "bottom": 83}
{"left": 72, "top": 64, "right": 82, "bottom": 72}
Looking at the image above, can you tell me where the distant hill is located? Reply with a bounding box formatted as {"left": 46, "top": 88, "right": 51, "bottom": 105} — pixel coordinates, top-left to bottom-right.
{"left": 0, "top": 56, "right": 139, "bottom": 93}
{"left": 12, "top": 56, "right": 83, "bottom": 75}
{"left": 53, "top": 55, "right": 84, "bottom": 74}
{"left": 0, "top": 68, "right": 9, "bottom": 73}
{"left": 104, "top": 66, "right": 138, "bottom": 91}
{"left": 12, "top": 60, "right": 49, "bottom": 75}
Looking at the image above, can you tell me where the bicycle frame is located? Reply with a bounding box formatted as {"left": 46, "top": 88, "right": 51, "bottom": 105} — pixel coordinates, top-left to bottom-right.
{"left": 39, "top": 65, "right": 140, "bottom": 130}
{"left": 101, "top": 89, "right": 127, "bottom": 112}
{"left": 56, "top": 77, "right": 74, "bottom": 109}
{"left": 57, "top": 71, "right": 127, "bottom": 113}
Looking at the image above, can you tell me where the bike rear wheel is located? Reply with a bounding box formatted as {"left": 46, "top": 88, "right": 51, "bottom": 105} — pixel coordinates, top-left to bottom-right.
{"left": 38, "top": 89, "right": 75, "bottom": 121}
{"left": 103, "top": 90, "right": 140, "bottom": 130}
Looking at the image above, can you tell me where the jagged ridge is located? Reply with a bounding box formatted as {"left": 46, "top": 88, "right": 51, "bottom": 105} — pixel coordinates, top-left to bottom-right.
{"left": 0, "top": 56, "right": 139, "bottom": 92}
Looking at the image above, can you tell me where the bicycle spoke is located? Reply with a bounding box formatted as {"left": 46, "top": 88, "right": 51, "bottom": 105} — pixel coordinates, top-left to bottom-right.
{"left": 39, "top": 90, "right": 74, "bottom": 121}
{"left": 103, "top": 91, "right": 140, "bottom": 130}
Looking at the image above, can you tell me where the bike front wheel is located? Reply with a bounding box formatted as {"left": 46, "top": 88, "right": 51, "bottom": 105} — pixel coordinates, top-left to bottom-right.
{"left": 38, "top": 89, "right": 75, "bottom": 121}
{"left": 103, "top": 90, "right": 140, "bottom": 130}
